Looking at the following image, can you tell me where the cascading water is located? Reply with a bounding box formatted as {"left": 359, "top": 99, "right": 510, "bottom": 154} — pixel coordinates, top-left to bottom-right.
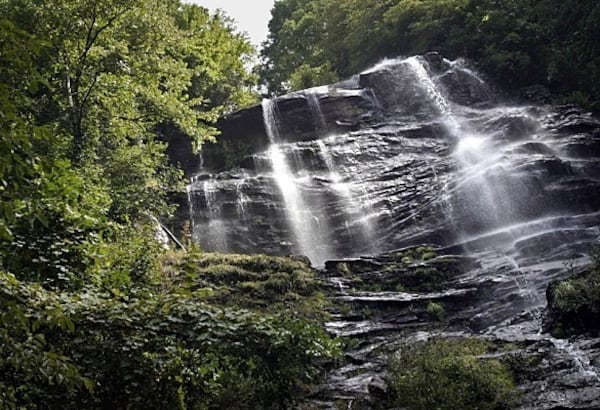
{"left": 316, "top": 139, "right": 375, "bottom": 247}
{"left": 550, "top": 338, "right": 600, "bottom": 382}
{"left": 396, "top": 57, "right": 581, "bottom": 319}
{"left": 306, "top": 91, "right": 327, "bottom": 131}
{"left": 262, "top": 98, "right": 332, "bottom": 265}
{"left": 404, "top": 56, "right": 451, "bottom": 116}
{"left": 188, "top": 53, "right": 599, "bottom": 283}
{"left": 235, "top": 175, "right": 249, "bottom": 221}
{"left": 185, "top": 183, "right": 195, "bottom": 235}
{"left": 185, "top": 52, "right": 600, "bottom": 406}
{"left": 201, "top": 179, "right": 228, "bottom": 250}
{"left": 386, "top": 56, "right": 600, "bottom": 393}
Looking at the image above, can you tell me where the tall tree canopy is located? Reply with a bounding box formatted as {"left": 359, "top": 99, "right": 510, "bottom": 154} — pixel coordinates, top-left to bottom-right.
{"left": 0, "top": 0, "right": 257, "bottom": 282}
{"left": 260, "top": 0, "right": 600, "bottom": 111}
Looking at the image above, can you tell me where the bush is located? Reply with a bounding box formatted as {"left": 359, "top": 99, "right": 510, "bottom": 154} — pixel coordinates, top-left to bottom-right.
{"left": 0, "top": 272, "right": 92, "bottom": 409}
{"left": 426, "top": 301, "right": 445, "bottom": 321}
{"left": 545, "top": 250, "right": 600, "bottom": 337}
{"left": 0, "top": 161, "right": 111, "bottom": 287}
{"left": 84, "top": 223, "right": 164, "bottom": 292}
{"left": 388, "top": 337, "right": 516, "bottom": 410}
{"left": 0, "top": 269, "right": 342, "bottom": 409}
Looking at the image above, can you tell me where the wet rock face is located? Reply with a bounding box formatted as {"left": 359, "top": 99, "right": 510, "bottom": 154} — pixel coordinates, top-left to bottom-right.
{"left": 200, "top": 85, "right": 380, "bottom": 171}
{"left": 314, "top": 245, "right": 600, "bottom": 410}
{"left": 186, "top": 54, "right": 600, "bottom": 268}
{"left": 359, "top": 55, "right": 493, "bottom": 112}
{"left": 181, "top": 53, "right": 600, "bottom": 408}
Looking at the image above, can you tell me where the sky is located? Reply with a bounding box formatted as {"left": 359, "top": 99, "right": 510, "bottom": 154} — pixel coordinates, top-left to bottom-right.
{"left": 185, "top": 0, "right": 276, "bottom": 48}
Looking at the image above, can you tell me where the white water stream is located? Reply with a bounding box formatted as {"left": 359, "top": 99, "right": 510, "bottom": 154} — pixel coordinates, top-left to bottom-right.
{"left": 202, "top": 179, "right": 228, "bottom": 250}
{"left": 262, "top": 99, "right": 331, "bottom": 265}
{"left": 403, "top": 55, "right": 599, "bottom": 380}
{"left": 188, "top": 56, "right": 599, "bottom": 399}
{"left": 306, "top": 92, "right": 327, "bottom": 131}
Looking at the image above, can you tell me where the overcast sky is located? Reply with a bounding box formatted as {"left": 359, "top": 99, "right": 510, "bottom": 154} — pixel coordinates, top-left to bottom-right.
{"left": 184, "top": 0, "right": 276, "bottom": 48}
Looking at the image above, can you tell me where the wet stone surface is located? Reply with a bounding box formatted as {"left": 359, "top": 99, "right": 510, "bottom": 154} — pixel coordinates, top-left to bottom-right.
{"left": 179, "top": 54, "right": 600, "bottom": 408}
{"left": 308, "top": 245, "right": 600, "bottom": 409}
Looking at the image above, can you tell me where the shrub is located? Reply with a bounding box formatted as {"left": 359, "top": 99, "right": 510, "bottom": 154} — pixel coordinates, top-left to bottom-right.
{"left": 0, "top": 269, "right": 342, "bottom": 409}
{"left": 0, "top": 272, "right": 93, "bottom": 409}
{"left": 84, "top": 223, "right": 164, "bottom": 292}
{"left": 0, "top": 162, "right": 111, "bottom": 287}
{"left": 545, "top": 249, "right": 600, "bottom": 337}
{"left": 388, "top": 337, "right": 516, "bottom": 410}
{"left": 337, "top": 262, "right": 351, "bottom": 276}
{"left": 426, "top": 301, "right": 446, "bottom": 320}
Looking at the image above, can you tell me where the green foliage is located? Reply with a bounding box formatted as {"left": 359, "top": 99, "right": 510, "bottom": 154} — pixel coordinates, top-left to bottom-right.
{"left": 388, "top": 337, "right": 516, "bottom": 410}
{"left": 288, "top": 63, "right": 339, "bottom": 91}
{"left": 84, "top": 223, "right": 164, "bottom": 292}
{"left": 546, "top": 249, "right": 600, "bottom": 337}
{"left": 0, "top": 254, "right": 341, "bottom": 409}
{"left": 0, "top": 0, "right": 257, "bottom": 283}
{"left": 64, "top": 294, "right": 339, "bottom": 409}
{"left": 0, "top": 17, "right": 50, "bottom": 241}
{"left": 0, "top": 2, "right": 336, "bottom": 408}
{"left": 260, "top": 0, "right": 600, "bottom": 110}
{"left": 330, "top": 247, "right": 460, "bottom": 293}
{"left": 0, "top": 160, "right": 110, "bottom": 286}
{"left": 426, "top": 301, "right": 445, "bottom": 320}
{"left": 389, "top": 246, "right": 437, "bottom": 262}
{"left": 0, "top": 272, "right": 93, "bottom": 409}
{"left": 336, "top": 262, "right": 351, "bottom": 276}
{"left": 258, "top": 0, "right": 325, "bottom": 94}
{"left": 162, "top": 252, "right": 329, "bottom": 319}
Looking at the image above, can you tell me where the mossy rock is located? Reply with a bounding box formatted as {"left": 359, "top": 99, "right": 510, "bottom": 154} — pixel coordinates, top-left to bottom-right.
{"left": 163, "top": 251, "right": 328, "bottom": 319}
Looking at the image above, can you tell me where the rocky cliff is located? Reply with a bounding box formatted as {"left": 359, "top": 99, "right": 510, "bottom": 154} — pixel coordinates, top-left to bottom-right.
{"left": 184, "top": 53, "right": 600, "bottom": 408}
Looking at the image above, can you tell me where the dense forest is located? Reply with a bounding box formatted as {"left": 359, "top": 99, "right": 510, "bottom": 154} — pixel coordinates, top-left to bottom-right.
{"left": 1, "top": 0, "right": 599, "bottom": 408}
{"left": 259, "top": 0, "right": 600, "bottom": 111}
{"left": 0, "top": 0, "right": 339, "bottom": 408}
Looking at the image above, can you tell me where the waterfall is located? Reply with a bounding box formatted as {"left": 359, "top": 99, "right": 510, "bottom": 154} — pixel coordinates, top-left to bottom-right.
{"left": 401, "top": 57, "right": 559, "bottom": 320}
{"left": 403, "top": 57, "right": 536, "bottom": 240}
{"left": 188, "top": 55, "right": 598, "bottom": 273}
{"left": 306, "top": 92, "right": 327, "bottom": 131}
{"left": 550, "top": 338, "right": 600, "bottom": 382}
{"left": 316, "top": 139, "right": 375, "bottom": 247}
{"left": 186, "top": 183, "right": 195, "bottom": 237}
{"left": 400, "top": 60, "right": 599, "bottom": 389}
{"left": 184, "top": 54, "right": 600, "bottom": 404}
{"left": 404, "top": 56, "right": 450, "bottom": 116}
{"left": 262, "top": 99, "right": 331, "bottom": 265}
{"left": 187, "top": 52, "right": 598, "bottom": 322}
{"left": 202, "top": 179, "right": 228, "bottom": 250}
{"left": 317, "top": 140, "right": 350, "bottom": 196}
{"left": 235, "top": 176, "right": 249, "bottom": 221}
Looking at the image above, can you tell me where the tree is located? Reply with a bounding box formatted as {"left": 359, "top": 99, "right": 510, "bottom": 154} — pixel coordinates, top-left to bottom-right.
{"left": 0, "top": 0, "right": 257, "bottom": 283}
{"left": 260, "top": 0, "right": 600, "bottom": 111}
{"left": 259, "top": 0, "right": 335, "bottom": 94}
